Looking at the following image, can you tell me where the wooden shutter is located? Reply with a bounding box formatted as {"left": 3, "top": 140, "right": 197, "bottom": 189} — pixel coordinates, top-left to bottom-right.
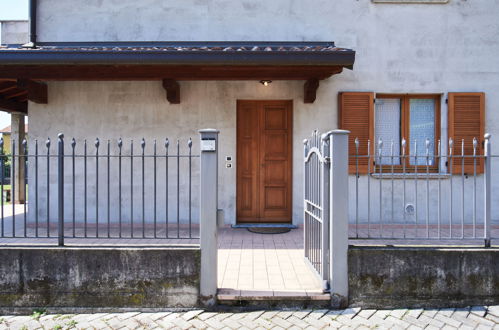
{"left": 448, "top": 92, "right": 485, "bottom": 174}
{"left": 338, "top": 92, "right": 374, "bottom": 174}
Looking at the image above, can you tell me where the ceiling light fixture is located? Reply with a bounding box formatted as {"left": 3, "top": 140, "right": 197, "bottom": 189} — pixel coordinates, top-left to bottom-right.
{"left": 260, "top": 80, "right": 272, "bottom": 86}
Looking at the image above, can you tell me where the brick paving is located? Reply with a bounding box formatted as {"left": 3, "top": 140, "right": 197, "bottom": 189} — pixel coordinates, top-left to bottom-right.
{"left": 1, "top": 306, "right": 498, "bottom": 329}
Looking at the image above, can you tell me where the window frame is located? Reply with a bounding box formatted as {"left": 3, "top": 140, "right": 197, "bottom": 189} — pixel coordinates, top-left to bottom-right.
{"left": 374, "top": 93, "right": 441, "bottom": 172}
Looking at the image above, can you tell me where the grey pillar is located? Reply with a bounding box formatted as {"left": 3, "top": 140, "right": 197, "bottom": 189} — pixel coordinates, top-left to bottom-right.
{"left": 320, "top": 132, "right": 331, "bottom": 291}
{"left": 11, "top": 113, "right": 26, "bottom": 204}
{"left": 328, "top": 129, "right": 349, "bottom": 308}
{"left": 199, "top": 128, "right": 219, "bottom": 306}
{"left": 484, "top": 133, "right": 491, "bottom": 248}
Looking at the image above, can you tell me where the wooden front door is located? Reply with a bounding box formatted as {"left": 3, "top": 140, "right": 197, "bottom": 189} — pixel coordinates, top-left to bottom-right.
{"left": 236, "top": 100, "right": 293, "bottom": 223}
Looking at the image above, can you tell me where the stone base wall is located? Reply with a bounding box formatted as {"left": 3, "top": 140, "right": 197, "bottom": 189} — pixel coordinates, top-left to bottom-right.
{"left": 349, "top": 247, "right": 499, "bottom": 308}
{"left": 0, "top": 248, "right": 200, "bottom": 310}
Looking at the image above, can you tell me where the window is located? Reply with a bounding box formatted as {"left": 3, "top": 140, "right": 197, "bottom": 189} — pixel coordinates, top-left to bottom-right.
{"left": 374, "top": 94, "right": 440, "bottom": 169}
{"left": 339, "top": 91, "right": 484, "bottom": 175}
{"left": 375, "top": 98, "right": 401, "bottom": 165}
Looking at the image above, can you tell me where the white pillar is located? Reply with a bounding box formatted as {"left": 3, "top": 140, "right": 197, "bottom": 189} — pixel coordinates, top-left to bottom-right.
{"left": 329, "top": 129, "right": 349, "bottom": 308}
{"left": 199, "top": 128, "right": 219, "bottom": 306}
{"left": 11, "top": 113, "right": 26, "bottom": 204}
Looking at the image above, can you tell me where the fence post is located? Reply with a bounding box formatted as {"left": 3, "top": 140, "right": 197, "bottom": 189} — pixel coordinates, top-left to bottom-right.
{"left": 303, "top": 139, "right": 309, "bottom": 263}
{"left": 58, "top": 133, "right": 64, "bottom": 246}
{"left": 329, "top": 129, "right": 349, "bottom": 308}
{"left": 199, "top": 128, "right": 219, "bottom": 305}
{"left": 320, "top": 133, "right": 331, "bottom": 291}
{"left": 484, "top": 133, "right": 491, "bottom": 248}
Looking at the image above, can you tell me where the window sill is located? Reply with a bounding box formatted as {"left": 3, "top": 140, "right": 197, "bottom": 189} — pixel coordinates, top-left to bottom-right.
{"left": 369, "top": 173, "right": 451, "bottom": 179}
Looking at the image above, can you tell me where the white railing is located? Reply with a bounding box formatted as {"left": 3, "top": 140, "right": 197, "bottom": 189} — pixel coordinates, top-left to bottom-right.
{"left": 303, "top": 130, "right": 330, "bottom": 289}
{"left": 349, "top": 135, "right": 496, "bottom": 247}
{"left": 303, "top": 130, "right": 349, "bottom": 300}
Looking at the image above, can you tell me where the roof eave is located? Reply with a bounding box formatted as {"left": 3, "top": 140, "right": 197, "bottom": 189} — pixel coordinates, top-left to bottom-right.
{"left": 0, "top": 50, "right": 355, "bottom": 67}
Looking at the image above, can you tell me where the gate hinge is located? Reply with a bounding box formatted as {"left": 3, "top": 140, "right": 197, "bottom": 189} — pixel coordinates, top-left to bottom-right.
{"left": 324, "top": 156, "right": 331, "bottom": 163}
{"left": 323, "top": 280, "right": 331, "bottom": 293}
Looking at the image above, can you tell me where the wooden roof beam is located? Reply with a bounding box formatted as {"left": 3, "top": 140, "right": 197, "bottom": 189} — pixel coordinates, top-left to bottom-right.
{"left": 162, "top": 79, "right": 180, "bottom": 104}
{"left": 0, "top": 84, "right": 17, "bottom": 94}
{"left": 0, "top": 97, "right": 27, "bottom": 113}
{"left": 304, "top": 78, "right": 320, "bottom": 104}
{"left": 3, "top": 89, "right": 28, "bottom": 100}
{"left": 0, "top": 65, "right": 344, "bottom": 80}
{"left": 17, "top": 79, "right": 48, "bottom": 104}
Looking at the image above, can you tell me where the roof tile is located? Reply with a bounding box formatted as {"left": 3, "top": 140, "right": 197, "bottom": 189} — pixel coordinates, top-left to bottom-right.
{"left": 0, "top": 44, "right": 350, "bottom": 53}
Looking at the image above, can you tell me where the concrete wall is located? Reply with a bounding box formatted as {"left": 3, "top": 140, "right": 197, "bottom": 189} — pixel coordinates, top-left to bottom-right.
{"left": 348, "top": 174, "right": 491, "bottom": 225}
{"left": 37, "top": 0, "right": 337, "bottom": 42}
{"left": 0, "top": 21, "right": 28, "bottom": 45}
{"left": 0, "top": 247, "right": 200, "bottom": 310}
{"left": 348, "top": 247, "right": 499, "bottom": 308}
{"left": 28, "top": 0, "right": 499, "bottom": 225}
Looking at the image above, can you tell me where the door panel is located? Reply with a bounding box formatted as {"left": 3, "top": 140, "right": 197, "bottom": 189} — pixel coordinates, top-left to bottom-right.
{"left": 264, "top": 187, "right": 287, "bottom": 209}
{"left": 236, "top": 101, "right": 259, "bottom": 220}
{"left": 259, "top": 102, "right": 292, "bottom": 222}
{"left": 264, "top": 107, "right": 288, "bottom": 130}
{"left": 237, "top": 100, "right": 292, "bottom": 223}
{"left": 264, "top": 161, "right": 286, "bottom": 184}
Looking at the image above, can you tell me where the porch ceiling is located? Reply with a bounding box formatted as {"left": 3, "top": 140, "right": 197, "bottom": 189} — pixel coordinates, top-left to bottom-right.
{"left": 0, "top": 42, "right": 355, "bottom": 104}
{"left": 0, "top": 80, "right": 27, "bottom": 113}
{"left": 0, "top": 79, "right": 47, "bottom": 113}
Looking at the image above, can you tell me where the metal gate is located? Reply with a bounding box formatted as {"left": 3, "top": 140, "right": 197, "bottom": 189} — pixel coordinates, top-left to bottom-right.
{"left": 303, "top": 130, "right": 330, "bottom": 291}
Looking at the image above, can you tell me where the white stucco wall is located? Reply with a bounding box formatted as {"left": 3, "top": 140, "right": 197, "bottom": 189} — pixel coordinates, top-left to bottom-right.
{"left": 28, "top": 0, "right": 499, "bottom": 225}
{"left": 0, "top": 20, "right": 28, "bottom": 45}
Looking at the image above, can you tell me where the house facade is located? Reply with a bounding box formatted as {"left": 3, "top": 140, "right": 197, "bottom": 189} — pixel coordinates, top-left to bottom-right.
{"left": 1, "top": 0, "right": 498, "bottom": 226}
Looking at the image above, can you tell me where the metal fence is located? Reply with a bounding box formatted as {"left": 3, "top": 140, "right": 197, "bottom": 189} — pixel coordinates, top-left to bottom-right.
{"left": 0, "top": 134, "right": 200, "bottom": 245}
{"left": 349, "top": 135, "right": 497, "bottom": 246}
{"left": 303, "top": 130, "right": 329, "bottom": 288}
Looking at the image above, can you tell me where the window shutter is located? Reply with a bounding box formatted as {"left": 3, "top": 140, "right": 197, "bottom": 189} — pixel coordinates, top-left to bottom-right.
{"left": 338, "top": 92, "right": 374, "bottom": 174}
{"left": 448, "top": 92, "right": 485, "bottom": 174}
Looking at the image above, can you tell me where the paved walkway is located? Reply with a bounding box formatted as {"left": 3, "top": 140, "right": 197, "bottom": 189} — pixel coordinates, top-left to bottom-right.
{"left": 218, "top": 227, "right": 323, "bottom": 295}
{"left": 1, "top": 306, "right": 498, "bottom": 329}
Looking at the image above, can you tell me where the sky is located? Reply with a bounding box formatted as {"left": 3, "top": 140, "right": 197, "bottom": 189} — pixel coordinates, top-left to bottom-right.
{"left": 0, "top": 0, "right": 28, "bottom": 20}
{"left": 0, "top": 0, "right": 29, "bottom": 130}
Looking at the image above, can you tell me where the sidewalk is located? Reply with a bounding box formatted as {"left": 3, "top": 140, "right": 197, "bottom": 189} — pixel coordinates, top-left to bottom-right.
{"left": 1, "top": 306, "right": 498, "bottom": 329}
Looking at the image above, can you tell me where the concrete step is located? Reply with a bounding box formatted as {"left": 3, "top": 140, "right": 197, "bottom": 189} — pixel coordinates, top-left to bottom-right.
{"left": 217, "top": 289, "right": 331, "bottom": 308}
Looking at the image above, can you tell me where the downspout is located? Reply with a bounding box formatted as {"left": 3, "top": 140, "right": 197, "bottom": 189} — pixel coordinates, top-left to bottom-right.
{"left": 23, "top": 0, "right": 37, "bottom": 48}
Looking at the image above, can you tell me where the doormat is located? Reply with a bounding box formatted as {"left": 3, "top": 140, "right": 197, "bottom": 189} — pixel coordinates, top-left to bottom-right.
{"left": 247, "top": 227, "right": 291, "bottom": 234}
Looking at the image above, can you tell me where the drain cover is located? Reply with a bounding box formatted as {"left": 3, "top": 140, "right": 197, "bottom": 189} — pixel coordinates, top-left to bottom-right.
{"left": 247, "top": 227, "right": 291, "bottom": 234}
